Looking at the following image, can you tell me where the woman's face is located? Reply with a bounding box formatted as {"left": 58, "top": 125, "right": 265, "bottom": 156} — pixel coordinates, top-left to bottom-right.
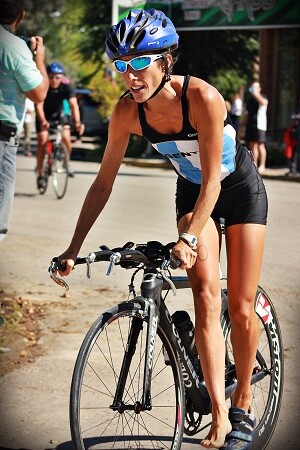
{"left": 117, "top": 53, "right": 169, "bottom": 103}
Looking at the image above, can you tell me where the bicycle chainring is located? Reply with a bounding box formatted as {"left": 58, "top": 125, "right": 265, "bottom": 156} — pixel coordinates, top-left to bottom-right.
{"left": 184, "top": 394, "right": 203, "bottom": 436}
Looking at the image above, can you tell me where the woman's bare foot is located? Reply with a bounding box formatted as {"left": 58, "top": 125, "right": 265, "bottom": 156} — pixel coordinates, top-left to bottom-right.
{"left": 200, "top": 417, "right": 231, "bottom": 449}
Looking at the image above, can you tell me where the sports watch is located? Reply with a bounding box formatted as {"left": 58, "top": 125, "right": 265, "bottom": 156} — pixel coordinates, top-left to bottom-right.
{"left": 179, "top": 233, "right": 198, "bottom": 249}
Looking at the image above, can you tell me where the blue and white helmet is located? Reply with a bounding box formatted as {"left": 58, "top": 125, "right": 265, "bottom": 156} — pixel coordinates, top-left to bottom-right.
{"left": 47, "top": 62, "right": 65, "bottom": 74}
{"left": 105, "top": 9, "right": 179, "bottom": 60}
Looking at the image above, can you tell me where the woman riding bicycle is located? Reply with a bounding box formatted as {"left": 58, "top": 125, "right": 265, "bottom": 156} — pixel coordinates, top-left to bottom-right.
{"left": 56, "top": 9, "right": 268, "bottom": 450}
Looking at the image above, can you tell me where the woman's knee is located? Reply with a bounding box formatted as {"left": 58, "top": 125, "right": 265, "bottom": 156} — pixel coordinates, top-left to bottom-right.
{"left": 228, "top": 295, "right": 257, "bottom": 328}
{"left": 193, "top": 282, "right": 222, "bottom": 323}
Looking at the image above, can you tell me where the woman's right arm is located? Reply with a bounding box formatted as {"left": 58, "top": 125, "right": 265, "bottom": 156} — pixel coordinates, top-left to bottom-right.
{"left": 57, "top": 102, "right": 131, "bottom": 275}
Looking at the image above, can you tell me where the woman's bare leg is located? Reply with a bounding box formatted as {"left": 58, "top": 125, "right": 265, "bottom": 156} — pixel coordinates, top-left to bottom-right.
{"left": 225, "top": 223, "right": 266, "bottom": 411}
{"left": 178, "top": 214, "right": 231, "bottom": 448}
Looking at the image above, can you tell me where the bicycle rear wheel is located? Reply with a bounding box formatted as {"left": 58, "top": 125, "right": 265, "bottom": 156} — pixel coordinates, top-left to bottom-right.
{"left": 221, "top": 286, "right": 284, "bottom": 450}
{"left": 70, "top": 300, "right": 185, "bottom": 450}
{"left": 52, "top": 142, "right": 68, "bottom": 199}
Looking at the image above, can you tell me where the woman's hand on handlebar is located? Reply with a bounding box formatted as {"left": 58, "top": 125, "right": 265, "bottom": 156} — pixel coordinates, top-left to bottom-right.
{"left": 171, "top": 240, "right": 197, "bottom": 270}
{"left": 56, "top": 250, "right": 77, "bottom": 276}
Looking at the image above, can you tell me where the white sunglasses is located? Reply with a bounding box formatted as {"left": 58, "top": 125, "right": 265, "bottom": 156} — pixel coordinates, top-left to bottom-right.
{"left": 113, "top": 54, "right": 164, "bottom": 73}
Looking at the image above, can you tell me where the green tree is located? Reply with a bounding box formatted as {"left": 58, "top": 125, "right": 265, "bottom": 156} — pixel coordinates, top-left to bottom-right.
{"left": 208, "top": 69, "right": 247, "bottom": 100}
{"left": 17, "top": 2, "right": 260, "bottom": 123}
{"left": 175, "top": 30, "right": 259, "bottom": 89}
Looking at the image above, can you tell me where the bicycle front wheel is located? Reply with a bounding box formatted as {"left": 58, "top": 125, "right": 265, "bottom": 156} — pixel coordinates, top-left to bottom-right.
{"left": 70, "top": 300, "right": 185, "bottom": 450}
{"left": 222, "top": 286, "right": 284, "bottom": 450}
{"left": 52, "top": 142, "right": 68, "bottom": 199}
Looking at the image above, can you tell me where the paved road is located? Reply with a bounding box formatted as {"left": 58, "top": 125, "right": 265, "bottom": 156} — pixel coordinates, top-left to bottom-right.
{"left": 0, "top": 155, "right": 299, "bottom": 449}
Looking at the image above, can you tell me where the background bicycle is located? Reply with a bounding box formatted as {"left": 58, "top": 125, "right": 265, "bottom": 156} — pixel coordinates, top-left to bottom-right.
{"left": 38, "top": 120, "right": 69, "bottom": 199}
{"left": 49, "top": 240, "right": 284, "bottom": 450}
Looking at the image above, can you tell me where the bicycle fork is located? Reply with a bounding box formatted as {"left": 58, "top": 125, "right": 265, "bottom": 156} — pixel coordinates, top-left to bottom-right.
{"left": 109, "top": 297, "right": 158, "bottom": 414}
{"left": 110, "top": 272, "right": 162, "bottom": 414}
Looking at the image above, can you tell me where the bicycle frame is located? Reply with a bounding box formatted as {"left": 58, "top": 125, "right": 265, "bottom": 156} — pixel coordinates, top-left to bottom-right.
{"left": 110, "top": 269, "right": 210, "bottom": 417}
{"left": 48, "top": 123, "right": 63, "bottom": 151}
{"left": 110, "top": 268, "right": 272, "bottom": 420}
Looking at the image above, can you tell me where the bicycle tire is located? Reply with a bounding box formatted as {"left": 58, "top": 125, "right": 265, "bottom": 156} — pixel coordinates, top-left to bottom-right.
{"left": 52, "top": 142, "right": 69, "bottom": 199}
{"left": 221, "top": 286, "right": 284, "bottom": 450}
{"left": 38, "top": 152, "right": 50, "bottom": 195}
{"left": 70, "top": 300, "right": 185, "bottom": 450}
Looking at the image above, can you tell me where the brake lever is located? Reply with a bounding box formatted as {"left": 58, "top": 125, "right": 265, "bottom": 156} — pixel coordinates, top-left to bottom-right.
{"left": 161, "top": 260, "right": 177, "bottom": 295}
{"left": 48, "top": 259, "right": 69, "bottom": 291}
{"left": 50, "top": 271, "right": 70, "bottom": 291}
{"left": 106, "top": 252, "right": 121, "bottom": 276}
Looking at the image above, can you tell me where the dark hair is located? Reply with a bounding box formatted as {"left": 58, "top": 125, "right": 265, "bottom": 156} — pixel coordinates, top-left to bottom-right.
{"left": 0, "top": 0, "right": 25, "bottom": 25}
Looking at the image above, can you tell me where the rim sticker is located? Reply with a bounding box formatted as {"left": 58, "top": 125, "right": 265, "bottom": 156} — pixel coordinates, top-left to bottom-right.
{"left": 255, "top": 292, "right": 272, "bottom": 324}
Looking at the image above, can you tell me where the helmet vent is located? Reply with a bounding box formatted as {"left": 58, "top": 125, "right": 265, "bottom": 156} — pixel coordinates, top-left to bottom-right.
{"left": 106, "top": 40, "right": 117, "bottom": 54}
{"left": 130, "top": 29, "right": 146, "bottom": 48}
{"left": 150, "top": 27, "right": 158, "bottom": 35}
{"left": 162, "top": 18, "right": 167, "bottom": 28}
{"left": 119, "top": 21, "right": 127, "bottom": 42}
{"left": 135, "top": 10, "right": 144, "bottom": 23}
{"left": 126, "top": 28, "right": 138, "bottom": 44}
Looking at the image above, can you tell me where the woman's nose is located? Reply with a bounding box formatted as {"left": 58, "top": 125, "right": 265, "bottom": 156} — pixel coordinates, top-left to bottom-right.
{"left": 125, "top": 69, "right": 138, "bottom": 81}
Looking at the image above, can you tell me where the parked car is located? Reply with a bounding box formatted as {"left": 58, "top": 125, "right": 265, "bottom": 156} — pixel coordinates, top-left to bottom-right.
{"left": 75, "top": 88, "right": 106, "bottom": 136}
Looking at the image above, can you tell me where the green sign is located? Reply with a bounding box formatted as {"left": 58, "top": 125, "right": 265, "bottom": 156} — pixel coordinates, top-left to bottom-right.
{"left": 116, "top": 0, "right": 300, "bottom": 29}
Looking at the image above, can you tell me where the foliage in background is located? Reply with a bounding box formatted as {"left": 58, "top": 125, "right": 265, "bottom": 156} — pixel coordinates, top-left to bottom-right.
{"left": 17, "top": 1, "right": 259, "bottom": 123}
{"left": 88, "top": 59, "right": 125, "bottom": 120}
{"left": 176, "top": 30, "right": 259, "bottom": 97}
{"left": 208, "top": 70, "right": 247, "bottom": 101}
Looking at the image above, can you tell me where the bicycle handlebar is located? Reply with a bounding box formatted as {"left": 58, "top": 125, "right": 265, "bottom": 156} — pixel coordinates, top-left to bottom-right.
{"left": 49, "top": 241, "right": 181, "bottom": 290}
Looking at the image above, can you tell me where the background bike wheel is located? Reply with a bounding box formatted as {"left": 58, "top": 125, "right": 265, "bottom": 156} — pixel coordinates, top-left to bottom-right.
{"left": 70, "top": 300, "right": 185, "bottom": 450}
{"left": 221, "top": 286, "right": 284, "bottom": 450}
{"left": 52, "top": 142, "right": 68, "bottom": 199}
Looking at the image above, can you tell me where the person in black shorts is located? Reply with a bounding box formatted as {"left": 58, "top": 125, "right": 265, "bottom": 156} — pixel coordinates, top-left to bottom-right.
{"left": 245, "top": 81, "right": 268, "bottom": 173}
{"left": 35, "top": 62, "right": 84, "bottom": 188}
{"left": 54, "top": 10, "right": 268, "bottom": 450}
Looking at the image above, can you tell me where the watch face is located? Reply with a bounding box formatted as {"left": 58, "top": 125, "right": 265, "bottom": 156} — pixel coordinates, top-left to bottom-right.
{"left": 190, "top": 237, "right": 197, "bottom": 246}
{"left": 180, "top": 233, "right": 197, "bottom": 248}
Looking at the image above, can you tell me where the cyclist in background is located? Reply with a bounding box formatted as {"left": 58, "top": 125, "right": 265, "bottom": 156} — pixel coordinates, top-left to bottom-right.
{"left": 35, "top": 62, "right": 84, "bottom": 188}
{"left": 55, "top": 10, "right": 267, "bottom": 450}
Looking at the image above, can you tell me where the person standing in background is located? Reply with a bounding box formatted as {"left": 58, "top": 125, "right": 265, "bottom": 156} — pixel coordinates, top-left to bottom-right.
{"left": 245, "top": 81, "right": 268, "bottom": 173}
{"left": 0, "top": 0, "right": 48, "bottom": 241}
{"left": 22, "top": 97, "right": 35, "bottom": 156}
{"left": 229, "top": 92, "right": 243, "bottom": 134}
{"left": 284, "top": 113, "right": 300, "bottom": 176}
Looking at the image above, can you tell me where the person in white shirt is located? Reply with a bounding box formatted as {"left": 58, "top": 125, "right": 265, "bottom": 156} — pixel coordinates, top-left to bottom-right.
{"left": 22, "top": 97, "right": 35, "bottom": 156}
{"left": 245, "top": 81, "right": 268, "bottom": 173}
{"left": 230, "top": 92, "right": 243, "bottom": 133}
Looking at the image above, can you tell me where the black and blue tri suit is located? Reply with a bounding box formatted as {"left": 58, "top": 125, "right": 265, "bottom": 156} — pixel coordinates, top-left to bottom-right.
{"left": 137, "top": 75, "right": 268, "bottom": 227}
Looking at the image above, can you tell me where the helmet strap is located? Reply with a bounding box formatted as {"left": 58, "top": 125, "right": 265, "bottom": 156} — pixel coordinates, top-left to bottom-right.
{"left": 145, "top": 55, "right": 171, "bottom": 101}
{"left": 145, "top": 71, "right": 171, "bottom": 102}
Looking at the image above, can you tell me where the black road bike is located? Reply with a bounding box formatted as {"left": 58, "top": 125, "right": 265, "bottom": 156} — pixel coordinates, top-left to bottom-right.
{"left": 49, "top": 241, "right": 284, "bottom": 450}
